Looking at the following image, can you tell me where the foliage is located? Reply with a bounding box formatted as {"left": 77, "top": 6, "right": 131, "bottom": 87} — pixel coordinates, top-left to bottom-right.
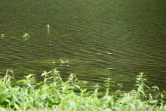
{"left": 0, "top": 69, "right": 166, "bottom": 111}
{"left": 0, "top": 34, "right": 5, "bottom": 39}
{"left": 23, "top": 33, "right": 30, "bottom": 41}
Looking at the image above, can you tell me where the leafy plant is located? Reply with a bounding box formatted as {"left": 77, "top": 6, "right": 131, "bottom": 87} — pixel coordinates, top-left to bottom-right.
{"left": 23, "top": 33, "right": 30, "bottom": 40}
{"left": 0, "top": 70, "right": 166, "bottom": 111}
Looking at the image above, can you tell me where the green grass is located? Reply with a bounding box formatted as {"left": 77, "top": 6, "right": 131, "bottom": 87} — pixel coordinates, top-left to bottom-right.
{"left": 0, "top": 69, "right": 166, "bottom": 111}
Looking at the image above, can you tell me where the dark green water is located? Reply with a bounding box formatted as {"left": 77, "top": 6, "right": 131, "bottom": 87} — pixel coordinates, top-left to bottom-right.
{"left": 0, "top": 0, "right": 166, "bottom": 90}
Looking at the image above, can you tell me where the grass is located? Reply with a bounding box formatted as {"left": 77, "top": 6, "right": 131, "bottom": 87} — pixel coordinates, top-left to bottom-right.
{"left": 0, "top": 69, "right": 166, "bottom": 111}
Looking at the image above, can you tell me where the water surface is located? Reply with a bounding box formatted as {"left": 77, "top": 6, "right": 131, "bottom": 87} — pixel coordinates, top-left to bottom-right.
{"left": 0, "top": 0, "right": 166, "bottom": 90}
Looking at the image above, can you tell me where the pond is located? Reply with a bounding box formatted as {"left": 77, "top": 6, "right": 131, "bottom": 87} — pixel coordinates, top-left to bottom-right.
{"left": 0, "top": 0, "right": 166, "bottom": 91}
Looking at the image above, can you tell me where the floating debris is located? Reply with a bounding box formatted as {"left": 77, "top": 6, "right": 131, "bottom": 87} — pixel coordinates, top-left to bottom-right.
{"left": 107, "top": 68, "right": 115, "bottom": 70}
{"left": 53, "top": 61, "right": 57, "bottom": 63}
{"left": 107, "top": 52, "right": 112, "bottom": 55}
{"left": 60, "top": 59, "right": 69, "bottom": 64}
{"left": 1, "top": 34, "right": 4, "bottom": 39}
{"left": 23, "top": 33, "right": 30, "bottom": 40}
{"left": 60, "top": 58, "right": 69, "bottom": 66}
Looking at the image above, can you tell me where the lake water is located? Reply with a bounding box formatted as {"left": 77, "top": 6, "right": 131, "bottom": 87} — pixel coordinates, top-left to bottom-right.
{"left": 0, "top": 0, "right": 166, "bottom": 91}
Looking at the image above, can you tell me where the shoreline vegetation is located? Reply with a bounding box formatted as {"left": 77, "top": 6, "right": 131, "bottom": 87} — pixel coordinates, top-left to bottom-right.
{"left": 0, "top": 69, "right": 166, "bottom": 111}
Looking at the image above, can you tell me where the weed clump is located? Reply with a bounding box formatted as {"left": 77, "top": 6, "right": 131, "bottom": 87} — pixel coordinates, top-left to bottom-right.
{"left": 0, "top": 70, "right": 166, "bottom": 111}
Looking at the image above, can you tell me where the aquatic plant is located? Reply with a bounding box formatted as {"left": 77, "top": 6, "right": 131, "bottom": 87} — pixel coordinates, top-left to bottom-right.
{"left": 0, "top": 70, "right": 166, "bottom": 111}
{"left": 46, "top": 24, "right": 50, "bottom": 28}
{"left": 0, "top": 34, "right": 4, "bottom": 39}
{"left": 23, "top": 33, "right": 30, "bottom": 40}
{"left": 46, "top": 24, "right": 50, "bottom": 34}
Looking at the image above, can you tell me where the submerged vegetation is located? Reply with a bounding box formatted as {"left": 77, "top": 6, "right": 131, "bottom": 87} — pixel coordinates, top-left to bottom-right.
{"left": 0, "top": 69, "right": 166, "bottom": 111}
